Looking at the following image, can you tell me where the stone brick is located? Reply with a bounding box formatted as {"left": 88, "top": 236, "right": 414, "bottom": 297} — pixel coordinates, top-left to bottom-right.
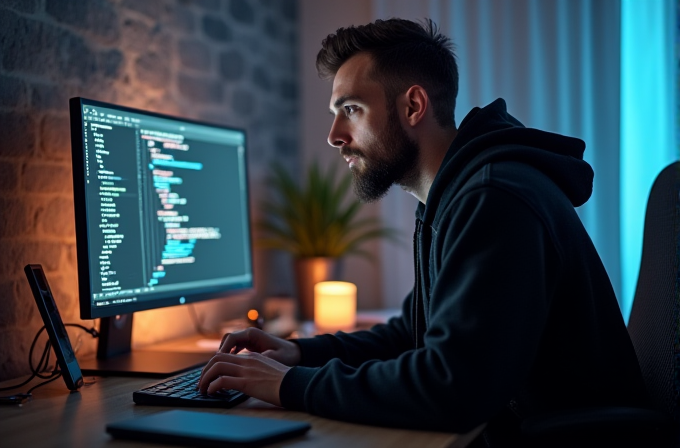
{"left": 178, "top": 39, "right": 211, "bottom": 70}
{"left": 0, "top": 241, "right": 64, "bottom": 279}
{"left": 202, "top": 16, "right": 232, "bottom": 42}
{"left": 13, "top": 277, "right": 41, "bottom": 327}
{"left": 0, "top": 75, "right": 26, "bottom": 107}
{"left": 41, "top": 114, "right": 71, "bottom": 161}
{"left": 164, "top": 3, "right": 195, "bottom": 34}
{"left": 195, "top": 0, "right": 221, "bottom": 11}
{"left": 134, "top": 52, "right": 170, "bottom": 89}
{"left": 0, "top": 11, "right": 58, "bottom": 74}
{"left": 0, "top": 280, "right": 35, "bottom": 328}
{"left": 45, "top": 0, "right": 119, "bottom": 45}
{"left": 46, "top": 273, "right": 78, "bottom": 322}
{"left": 59, "top": 33, "right": 99, "bottom": 83}
{"left": 0, "top": 0, "right": 38, "bottom": 13}
{"left": 21, "top": 162, "right": 72, "bottom": 195}
{"left": 0, "top": 329, "right": 36, "bottom": 380}
{"left": 229, "top": 0, "right": 255, "bottom": 24}
{"left": 0, "top": 112, "right": 37, "bottom": 157}
{"left": 31, "top": 83, "right": 71, "bottom": 112}
{"left": 97, "top": 49, "right": 124, "bottom": 79}
{"left": 0, "top": 161, "right": 18, "bottom": 192}
{"left": 232, "top": 88, "right": 255, "bottom": 116}
{"left": 258, "top": 0, "right": 276, "bottom": 9}
{"left": 177, "top": 74, "right": 223, "bottom": 103}
{"left": 121, "top": 18, "right": 153, "bottom": 53}
{"left": 263, "top": 15, "right": 281, "bottom": 40}
{"left": 41, "top": 196, "right": 75, "bottom": 237}
{"left": 121, "top": 0, "right": 168, "bottom": 19}
{"left": 0, "top": 197, "right": 32, "bottom": 238}
{"left": 278, "top": 78, "right": 297, "bottom": 101}
{"left": 279, "top": 0, "right": 297, "bottom": 22}
{"left": 218, "top": 49, "right": 245, "bottom": 80}
{"left": 0, "top": 16, "right": 98, "bottom": 83}
{"left": 252, "top": 65, "right": 272, "bottom": 91}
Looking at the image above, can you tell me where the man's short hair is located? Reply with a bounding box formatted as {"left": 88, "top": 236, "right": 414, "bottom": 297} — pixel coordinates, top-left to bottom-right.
{"left": 316, "top": 18, "right": 458, "bottom": 128}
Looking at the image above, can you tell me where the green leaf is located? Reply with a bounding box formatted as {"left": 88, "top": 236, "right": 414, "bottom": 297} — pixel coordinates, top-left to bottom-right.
{"left": 257, "top": 160, "right": 400, "bottom": 259}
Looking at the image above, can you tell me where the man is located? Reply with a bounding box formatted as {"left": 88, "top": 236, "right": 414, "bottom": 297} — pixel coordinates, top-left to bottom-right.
{"left": 198, "top": 19, "right": 647, "bottom": 446}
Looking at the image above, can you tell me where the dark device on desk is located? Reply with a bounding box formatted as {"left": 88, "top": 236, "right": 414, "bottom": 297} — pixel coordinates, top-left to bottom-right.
{"left": 106, "top": 410, "right": 311, "bottom": 448}
{"left": 69, "top": 97, "right": 254, "bottom": 377}
{"left": 24, "top": 264, "right": 84, "bottom": 391}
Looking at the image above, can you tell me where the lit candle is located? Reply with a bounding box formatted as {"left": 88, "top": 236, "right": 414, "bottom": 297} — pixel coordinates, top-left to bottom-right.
{"left": 314, "top": 281, "right": 357, "bottom": 332}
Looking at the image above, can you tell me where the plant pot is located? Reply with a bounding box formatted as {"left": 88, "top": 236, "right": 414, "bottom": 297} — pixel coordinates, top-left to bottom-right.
{"left": 294, "top": 257, "right": 338, "bottom": 321}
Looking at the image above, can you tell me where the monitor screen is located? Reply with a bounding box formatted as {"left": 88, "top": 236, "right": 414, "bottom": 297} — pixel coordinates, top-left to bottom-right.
{"left": 70, "top": 98, "right": 253, "bottom": 320}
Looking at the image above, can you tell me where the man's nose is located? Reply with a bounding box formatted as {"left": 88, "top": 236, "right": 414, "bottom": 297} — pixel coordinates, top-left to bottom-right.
{"left": 327, "top": 117, "right": 349, "bottom": 148}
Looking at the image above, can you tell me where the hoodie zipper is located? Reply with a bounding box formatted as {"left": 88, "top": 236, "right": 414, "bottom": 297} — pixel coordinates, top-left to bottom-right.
{"left": 412, "top": 219, "right": 425, "bottom": 349}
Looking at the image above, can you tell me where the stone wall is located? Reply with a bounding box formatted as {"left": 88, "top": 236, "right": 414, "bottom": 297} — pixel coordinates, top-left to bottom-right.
{"left": 0, "top": 0, "right": 299, "bottom": 380}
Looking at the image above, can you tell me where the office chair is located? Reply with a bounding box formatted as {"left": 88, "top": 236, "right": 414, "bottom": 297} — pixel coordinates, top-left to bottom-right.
{"left": 521, "top": 162, "right": 680, "bottom": 448}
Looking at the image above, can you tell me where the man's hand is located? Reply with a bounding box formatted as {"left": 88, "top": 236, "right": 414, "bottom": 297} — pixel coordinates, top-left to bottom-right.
{"left": 218, "top": 327, "right": 301, "bottom": 366}
{"left": 197, "top": 351, "right": 291, "bottom": 406}
{"left": 195, "top": 328, "right": 302, "bottom": 407}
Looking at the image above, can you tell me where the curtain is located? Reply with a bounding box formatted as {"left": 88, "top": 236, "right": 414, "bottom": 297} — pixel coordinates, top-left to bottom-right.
{"left": 374, "top": 0, "right": 676, "bottom": 320}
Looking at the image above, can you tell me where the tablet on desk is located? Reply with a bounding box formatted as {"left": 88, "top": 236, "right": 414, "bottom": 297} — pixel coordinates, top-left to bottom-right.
{"left": 106, "top": 410, "right": 311, "bottom": 447}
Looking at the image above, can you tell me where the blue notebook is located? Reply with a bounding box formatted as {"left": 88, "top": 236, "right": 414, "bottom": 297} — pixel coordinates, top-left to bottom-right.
{"left": 106, "top": 410, "right": 311, "bottom": 447}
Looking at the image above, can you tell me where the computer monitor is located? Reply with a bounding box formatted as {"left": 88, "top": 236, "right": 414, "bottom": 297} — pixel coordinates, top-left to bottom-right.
{"left": 69, "top": 97, "right": 253, "bottom": 377}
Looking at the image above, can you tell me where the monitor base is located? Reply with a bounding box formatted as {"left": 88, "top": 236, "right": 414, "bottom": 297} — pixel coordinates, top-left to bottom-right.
{"left": 78, "top": 350, "right": 212, "bottom": 378}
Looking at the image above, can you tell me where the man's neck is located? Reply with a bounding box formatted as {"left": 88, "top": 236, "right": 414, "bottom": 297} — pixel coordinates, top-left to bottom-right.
{"left": 403, "top": 127, "right": 458, "bottom": 204}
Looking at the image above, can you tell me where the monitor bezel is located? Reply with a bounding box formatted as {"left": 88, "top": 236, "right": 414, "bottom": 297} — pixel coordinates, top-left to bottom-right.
{"left": 70, "top": 97, "right": 254, "bottom": 320}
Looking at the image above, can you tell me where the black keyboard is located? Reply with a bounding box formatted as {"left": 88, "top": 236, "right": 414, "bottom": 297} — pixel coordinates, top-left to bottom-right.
{"left": 133, "top": 367, "right": 248, "bottom": 408}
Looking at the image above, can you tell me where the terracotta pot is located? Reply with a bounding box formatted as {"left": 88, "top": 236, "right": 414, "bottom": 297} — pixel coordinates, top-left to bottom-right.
{"left": 294, "top": 257, "right": 338, "bottom": 321}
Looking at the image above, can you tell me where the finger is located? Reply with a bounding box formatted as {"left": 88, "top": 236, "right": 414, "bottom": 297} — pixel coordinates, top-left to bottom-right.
{"left": 207, "top": 375, "right": 247, "bottom": 395}
{"left": 198, "top": 357, "right": 253, "bottom": 393}
{"left": 197, "top": 353, "right": 242, "bottom": 390}
{"left": 218, "top": 333, "right": 230, "bottom": 352}
{"left": 219, "top": 330, "right": 253, "bottom": 353}
{"left": 198, "top": 358, "right": 239, "bottom": 393}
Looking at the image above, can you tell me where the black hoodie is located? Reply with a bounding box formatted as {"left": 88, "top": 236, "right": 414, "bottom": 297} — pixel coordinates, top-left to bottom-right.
{"left": 280, "top": 99, "right": 647, "bottom": 445}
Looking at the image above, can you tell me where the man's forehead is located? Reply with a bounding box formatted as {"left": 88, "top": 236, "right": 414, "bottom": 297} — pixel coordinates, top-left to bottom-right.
{"left": 329, "top": 53, "right": 379, "bottom": 109}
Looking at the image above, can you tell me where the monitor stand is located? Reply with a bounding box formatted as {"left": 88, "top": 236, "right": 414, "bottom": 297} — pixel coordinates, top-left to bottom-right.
{"left": 78, "top": 314, "right": 212, "bottom": 378}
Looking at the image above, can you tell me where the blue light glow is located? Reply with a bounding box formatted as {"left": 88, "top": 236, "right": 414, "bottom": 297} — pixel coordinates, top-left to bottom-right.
{"left": 620, "top": 0, "right": 676, "bottom": 322}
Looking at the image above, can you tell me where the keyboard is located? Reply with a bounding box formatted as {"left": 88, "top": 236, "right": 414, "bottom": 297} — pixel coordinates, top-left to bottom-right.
{"left": 133, "top": 367, "right": 248, "bottom": 408}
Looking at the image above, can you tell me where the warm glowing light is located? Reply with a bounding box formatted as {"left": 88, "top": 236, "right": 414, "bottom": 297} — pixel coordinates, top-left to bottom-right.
{"left": 314, "top": 281, "right": 356, "bottom": 332}
{"left": 247, "top": 309, "right": 259, "bottom": 321}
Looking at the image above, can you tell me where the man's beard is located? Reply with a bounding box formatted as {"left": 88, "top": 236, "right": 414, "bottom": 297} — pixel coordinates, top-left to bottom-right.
{"left": 346, "top": 109, "right": 420, "bottom": 203}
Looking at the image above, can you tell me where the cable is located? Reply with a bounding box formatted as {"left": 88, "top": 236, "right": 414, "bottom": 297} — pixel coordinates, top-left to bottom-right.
{"left": 26, "top": 373, "right": 62, "bottom": 395}
{"left": 0, "top": 324, "right": 98, "bottom": 393}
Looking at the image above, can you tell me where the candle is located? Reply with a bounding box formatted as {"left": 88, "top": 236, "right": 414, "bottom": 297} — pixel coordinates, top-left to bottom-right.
{"left": 314, "top": 281, "right": 357, "bottom": 332}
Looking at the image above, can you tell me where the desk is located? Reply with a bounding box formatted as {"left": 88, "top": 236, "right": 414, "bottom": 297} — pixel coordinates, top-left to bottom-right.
{"left": 0, "top": 374, "right": 472, "bottom": 448}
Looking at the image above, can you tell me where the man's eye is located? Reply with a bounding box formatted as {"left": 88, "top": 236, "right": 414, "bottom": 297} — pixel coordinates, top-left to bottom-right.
{"left": 344, "top": 105, "right": 358, "bottom": 115}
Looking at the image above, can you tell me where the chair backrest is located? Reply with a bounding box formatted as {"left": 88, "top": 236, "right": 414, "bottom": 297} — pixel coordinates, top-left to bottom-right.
{"left": 627, "top": 162, "right": 680, "bottom": 443}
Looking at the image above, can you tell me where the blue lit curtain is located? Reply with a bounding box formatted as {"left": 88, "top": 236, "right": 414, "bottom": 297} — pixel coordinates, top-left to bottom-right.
{"left": 374, "top": 0, "right": 676, "bottom": 320}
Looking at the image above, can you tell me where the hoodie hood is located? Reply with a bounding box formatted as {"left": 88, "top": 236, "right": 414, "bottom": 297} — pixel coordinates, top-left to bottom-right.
{"left": 419, "top": 98, "right": 593, "bottom": 222}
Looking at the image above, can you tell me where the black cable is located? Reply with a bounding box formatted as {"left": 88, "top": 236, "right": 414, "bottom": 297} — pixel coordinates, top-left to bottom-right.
{"left": 26, "top": 373, "right": 62, "bottom": 395}
{"left": 0, "top": 324, "right": 98, "bottom": 393}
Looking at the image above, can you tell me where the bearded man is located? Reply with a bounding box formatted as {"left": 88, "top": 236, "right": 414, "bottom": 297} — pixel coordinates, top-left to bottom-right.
{"left": 198, "top": 18, "right": 648, "bottom": 447}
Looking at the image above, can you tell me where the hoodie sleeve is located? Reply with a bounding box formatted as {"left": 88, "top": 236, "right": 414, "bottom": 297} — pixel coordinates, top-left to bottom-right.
{"left": 279, "top": 186, "right": 558, "bottom": 433}
{"left": 291, "top": 292, "right": 415, "bottom": 367}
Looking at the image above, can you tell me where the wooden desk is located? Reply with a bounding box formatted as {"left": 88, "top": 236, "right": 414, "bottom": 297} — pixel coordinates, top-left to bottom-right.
{"left": 0, "top": 374, "right": 470, "bottom": 448}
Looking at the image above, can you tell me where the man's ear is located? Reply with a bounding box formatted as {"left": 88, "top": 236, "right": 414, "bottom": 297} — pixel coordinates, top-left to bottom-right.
{"left": 401, "top": 85, "right": 429, "bottom": 128}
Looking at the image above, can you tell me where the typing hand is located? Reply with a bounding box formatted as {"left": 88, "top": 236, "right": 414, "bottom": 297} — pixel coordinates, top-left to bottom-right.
{"left": 218, "top": 327, "right": 301, "bottom": 366}
{"left": 197, "top": 351, "right": 291, "bottom": 407}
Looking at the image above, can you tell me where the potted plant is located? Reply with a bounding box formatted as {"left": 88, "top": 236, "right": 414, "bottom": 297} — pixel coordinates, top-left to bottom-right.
{"left": 258, "top": 161, "right": 398, "bottom": 321}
